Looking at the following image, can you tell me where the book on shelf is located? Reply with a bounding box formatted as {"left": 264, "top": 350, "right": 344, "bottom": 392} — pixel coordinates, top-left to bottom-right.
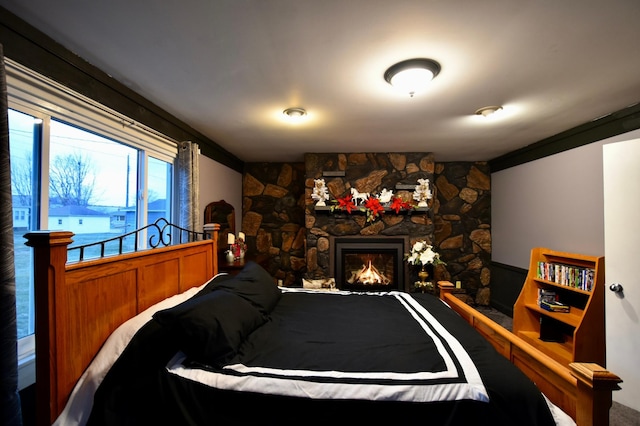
{"left": 537, "top": 289, "right": 569, "bottom": 312}
{"left": 540, "top": 299, "right": 570, "bottom": 313}
{"left": 536, "top": 261, "right": 595, "bottom": 291}
{"left": 537, "top": 288, "right": 557, "bottom": 304}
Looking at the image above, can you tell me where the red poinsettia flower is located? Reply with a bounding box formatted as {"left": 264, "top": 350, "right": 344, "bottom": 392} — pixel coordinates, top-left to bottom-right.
{"left": 336, "top": 194, "right": 357, "bottom": 213}
{"left": 390, "top": 197, "right": 406, "bottom": 214}
{"left": 364, "top": 197, "right": 385, "bottom": 221}
{"left": 389, "top": 197, "right": 409, "bottom": 214}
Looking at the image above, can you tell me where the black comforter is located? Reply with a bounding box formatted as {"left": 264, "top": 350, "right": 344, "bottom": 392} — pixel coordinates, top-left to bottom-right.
{"left": 87, "top": 264, "right": 556, "bottom": 426}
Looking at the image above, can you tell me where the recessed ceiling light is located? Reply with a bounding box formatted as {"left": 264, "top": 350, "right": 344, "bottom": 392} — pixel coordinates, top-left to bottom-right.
{"left": 474, "top": 106, "right": 504, "bottom": 118}
{"left": 384, "top": 58, "right": 441, "bottom": 97}
{"left": 283, "top": 107, "right": 307, "bottom": 119}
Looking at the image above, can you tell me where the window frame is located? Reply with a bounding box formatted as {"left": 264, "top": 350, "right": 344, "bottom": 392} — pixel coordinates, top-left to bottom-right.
{"left": 6, "top": 58, "right": 180, "bottom": 389}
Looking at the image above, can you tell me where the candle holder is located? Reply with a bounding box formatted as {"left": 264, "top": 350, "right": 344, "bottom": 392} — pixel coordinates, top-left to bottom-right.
{"left": 225, "top": 245, "right": 235, "bottom": 262}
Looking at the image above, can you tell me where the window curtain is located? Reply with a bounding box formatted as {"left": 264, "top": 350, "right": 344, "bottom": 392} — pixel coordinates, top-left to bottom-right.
{"left": 0, "top": 44, "right": 23, "bottom": 425}
{"left": 176, "top": 141, "right": 200, "bottom": 234}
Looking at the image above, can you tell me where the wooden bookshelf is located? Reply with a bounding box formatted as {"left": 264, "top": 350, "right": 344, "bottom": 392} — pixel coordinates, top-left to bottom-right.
{"left": 513, "top": 248, "right": 605, "bottom": 368}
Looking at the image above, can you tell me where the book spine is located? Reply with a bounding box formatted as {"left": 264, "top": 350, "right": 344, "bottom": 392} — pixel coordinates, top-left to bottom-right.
{"left": 536, "top": 261, "right": 595, "bottom": 292}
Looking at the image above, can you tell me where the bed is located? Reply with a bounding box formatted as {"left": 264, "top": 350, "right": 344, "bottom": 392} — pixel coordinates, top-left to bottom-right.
{"left": 25, "top": 223, "right": 621, "bottom": 426}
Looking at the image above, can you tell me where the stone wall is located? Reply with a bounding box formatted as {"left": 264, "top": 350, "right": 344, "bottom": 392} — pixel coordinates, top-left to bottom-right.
{"left": 242, "top": 157, "right": 491, "bottom": 304}
{"left": 242, "top": 162, "right": 307, "bottom": 286}
{"left": 433, "top": 162, "right": 491, "bottom": 304}
{"left": 304, "top": 153, "right": 436, "bottom": 289}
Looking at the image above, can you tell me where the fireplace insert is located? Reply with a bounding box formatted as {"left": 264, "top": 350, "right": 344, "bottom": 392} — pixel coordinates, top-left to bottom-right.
{"left": 331, "top": 236, "right": 408, "bottom": 292}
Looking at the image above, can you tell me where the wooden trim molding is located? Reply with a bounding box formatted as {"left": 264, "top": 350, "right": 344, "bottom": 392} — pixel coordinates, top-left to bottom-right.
{"left": 490, "top": 102, "right": 640, "bottom": 172}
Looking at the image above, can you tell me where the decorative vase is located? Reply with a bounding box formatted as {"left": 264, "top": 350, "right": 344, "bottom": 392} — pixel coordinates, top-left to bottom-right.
{"left": 417, "top": 265, "right": 434, "bottom": 293}
{"left": 225, "top": 251, "right": 235, "bottom": 263}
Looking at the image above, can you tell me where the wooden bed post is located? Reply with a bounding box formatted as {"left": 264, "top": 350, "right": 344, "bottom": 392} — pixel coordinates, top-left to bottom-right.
{"left": 204, "top": 222, "right": 220, "bottom": 274}
{"left": 570, "top": 363, "right": 622, "bottom": 426}
{"left": 438, "top": 280, "right": 455, "bottom": 298}
{"left": 24, "top": 231, "right": 74, "bottom": 426}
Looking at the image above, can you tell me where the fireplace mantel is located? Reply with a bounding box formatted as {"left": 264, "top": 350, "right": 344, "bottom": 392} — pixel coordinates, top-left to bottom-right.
{"left": 314, "top": 206, "right": 430, "bottom": 213}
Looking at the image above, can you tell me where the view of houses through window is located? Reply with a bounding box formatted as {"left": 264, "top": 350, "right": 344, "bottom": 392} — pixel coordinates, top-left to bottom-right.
{"left": 10, "top": 103, "right": 174, "bottom": 342}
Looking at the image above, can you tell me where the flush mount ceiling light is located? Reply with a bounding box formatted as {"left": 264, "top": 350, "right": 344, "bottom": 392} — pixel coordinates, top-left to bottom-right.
{"left": 283, "top": 107, "right": 307, "bottom": 119}
{"left": 475, "top": 105, "right": 504, "bottom": 118}
{"left": 384, "top": 58, "right": 441, "bottom": 97}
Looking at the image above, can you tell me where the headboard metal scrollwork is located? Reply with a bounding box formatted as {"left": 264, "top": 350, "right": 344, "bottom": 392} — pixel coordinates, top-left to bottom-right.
{"left": 68, "top": 217, "right": 211, "bottom": 261}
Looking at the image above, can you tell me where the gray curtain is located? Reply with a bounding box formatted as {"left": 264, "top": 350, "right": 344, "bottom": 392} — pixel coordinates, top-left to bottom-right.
{"left": 0, "top": 44, "right": 23, "bottom": 425}
{"left": 176, "top": 141, "right": 200, "bottom": 233}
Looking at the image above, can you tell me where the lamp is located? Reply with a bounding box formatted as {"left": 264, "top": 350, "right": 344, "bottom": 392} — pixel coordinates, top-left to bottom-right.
{"left": 283, "top": 107, "right": 307, "bottom": 119}
{"left": 474, "top": 105, "right": 503, "bottom": 118}
{"left": 384, "top": 58, "right": 441, "bottom": 97}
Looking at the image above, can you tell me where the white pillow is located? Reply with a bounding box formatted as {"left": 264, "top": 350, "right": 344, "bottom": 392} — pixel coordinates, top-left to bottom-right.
{"left": 302, "top": 277, "right": 336, "bottom": 290}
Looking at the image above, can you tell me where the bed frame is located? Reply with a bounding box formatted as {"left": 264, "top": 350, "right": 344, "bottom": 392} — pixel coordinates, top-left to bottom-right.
{"left": 25, "top": 223, "right": 620, "bottom": 426}
{"left": 438, "top": 281, "right": 621, "bottom": 426}
{"left": 26, "top": 223, "right": 219, "bottom": 426}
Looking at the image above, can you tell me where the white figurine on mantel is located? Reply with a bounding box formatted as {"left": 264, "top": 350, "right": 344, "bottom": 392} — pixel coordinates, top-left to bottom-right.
{"left": 350, "top": 187, "right": 370, "bottom": 205}
{"left": 312, "top": 178, "right": 330, "bottom": 206}
{"left": 377, "top": 188, "right": 394, "bottom": 204}
{"left": 413, "top": 178, "right": 433, "bottom": 207}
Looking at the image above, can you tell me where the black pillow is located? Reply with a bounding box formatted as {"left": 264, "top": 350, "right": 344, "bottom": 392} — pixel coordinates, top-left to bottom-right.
{"left": 211, "top": 261, "right": 281, "bottom": 314}
{"left": 153, "top": 290, "right": 266, "bottom": 367}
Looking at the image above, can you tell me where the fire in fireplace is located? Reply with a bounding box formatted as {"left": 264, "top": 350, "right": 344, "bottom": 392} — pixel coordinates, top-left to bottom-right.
{"left": 331, "top": 236, "right": 408, "bottom": 292}
{"left": 348, "top": 259, "right": 391, "bottom": 285}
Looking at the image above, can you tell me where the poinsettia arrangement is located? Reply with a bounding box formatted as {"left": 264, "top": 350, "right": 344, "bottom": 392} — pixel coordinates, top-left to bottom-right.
{"left": 330, "top": 189, "right": 416, "bottom": 222}
{"left": 334, "top": 193, "right": 357, "bottom": 213}
{"left": 389, "top": 197, "right": 413, "bottom": 214}
{"left": 363, "top": 197, "right": 385, "bottom": 222}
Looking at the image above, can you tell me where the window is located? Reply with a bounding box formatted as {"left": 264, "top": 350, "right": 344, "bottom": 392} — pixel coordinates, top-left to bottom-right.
{"left": 7, "top": 59, "right": 179, "bottom": 388}
{"left": 9, "top": 109, "right": 38, "bottom": 343}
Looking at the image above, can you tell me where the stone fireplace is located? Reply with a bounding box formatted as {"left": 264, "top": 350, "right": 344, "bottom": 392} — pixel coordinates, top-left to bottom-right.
{"left": 304, "top": 153, "right": 436, "bottom": 291}
{"left": 331, "top": 236, "right": 408, "bottom": 291}
{"left": 243, "top": 158, "right": 491, "bottom": 303}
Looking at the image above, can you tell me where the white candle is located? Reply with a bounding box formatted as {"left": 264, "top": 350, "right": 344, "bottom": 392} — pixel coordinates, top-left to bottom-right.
{"left": 238, "top": 232, "right": 245, "bottom": 241}
{"left": 227, "top": 233, "right": 235, "bottom": 245}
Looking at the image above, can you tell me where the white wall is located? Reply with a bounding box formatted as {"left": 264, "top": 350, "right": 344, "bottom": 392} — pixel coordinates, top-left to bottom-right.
{"left": 48, "top": 215, "right": 111, "bottom": 234}
{"left": 492, "top": 128, "right": 640, "bottom": 269}
{"left": 198, "top": 154, "right": 243, "bottom": 232}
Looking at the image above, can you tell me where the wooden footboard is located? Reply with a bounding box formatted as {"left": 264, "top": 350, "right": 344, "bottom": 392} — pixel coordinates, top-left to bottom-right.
{"left": 26, "top": 226, "right": 219, "bottom": 426}
{"left": 438, "top": 281, "right": 621, "bottom": 426}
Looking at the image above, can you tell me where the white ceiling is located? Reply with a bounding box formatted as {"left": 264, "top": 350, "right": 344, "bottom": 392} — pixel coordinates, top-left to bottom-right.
{"left": 2, "top": 0, "right": 640, "bottom": 163}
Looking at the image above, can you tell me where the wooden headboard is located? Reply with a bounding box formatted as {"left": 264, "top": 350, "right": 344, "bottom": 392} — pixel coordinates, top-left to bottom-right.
{"left": 25, "top": 224, "right": 219, "bottom": 426}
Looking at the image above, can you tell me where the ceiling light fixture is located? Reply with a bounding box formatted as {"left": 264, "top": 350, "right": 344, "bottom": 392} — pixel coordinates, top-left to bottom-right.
{"left": 474, "top": 105, "right": 503, "bottom": 118}
{"left": 283, "top": 107, "right": 307, "bottom": 119}
{"left": 384, "top": 58, "right": 441, "bottom": 97}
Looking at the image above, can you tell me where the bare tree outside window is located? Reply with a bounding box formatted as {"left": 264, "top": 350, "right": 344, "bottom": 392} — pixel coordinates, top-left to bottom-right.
{"left": 49, "top": 152, "right": 97, "bottom": 206}
{"left": 10, "top": 152, "right": 32, "bottom": 207}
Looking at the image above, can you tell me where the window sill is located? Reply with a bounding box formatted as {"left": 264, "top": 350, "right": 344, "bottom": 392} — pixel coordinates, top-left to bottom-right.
{"left": 18, "top": 352, "right": 35, "bottom": 391}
